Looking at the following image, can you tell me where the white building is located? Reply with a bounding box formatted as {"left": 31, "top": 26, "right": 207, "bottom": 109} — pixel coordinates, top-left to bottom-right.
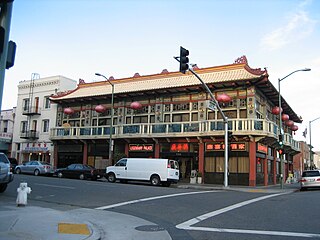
{"left": 12, "top": 75, "right": 77, "bottom": 164}
{"left": 0, "top": 108, "right": 15, "bottom": 155}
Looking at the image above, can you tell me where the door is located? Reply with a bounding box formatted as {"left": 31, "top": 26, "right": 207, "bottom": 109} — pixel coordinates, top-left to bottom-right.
{"left": 113, "top": 159, "right": 127, "bottom": 179}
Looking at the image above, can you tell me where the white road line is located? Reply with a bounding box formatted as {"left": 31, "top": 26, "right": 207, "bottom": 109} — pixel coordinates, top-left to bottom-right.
{"left": 176, "top": 192, "right": 320, "bottom": 238}
{"left": 95, "top": 190, "right": 218, "bottom": 210}
{"left": 34, "top": 183, "right": 75, "bottom": 189}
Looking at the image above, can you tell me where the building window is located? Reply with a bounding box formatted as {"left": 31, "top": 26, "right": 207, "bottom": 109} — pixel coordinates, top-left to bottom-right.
{"left": 2, "top": 120, "right": 8, "bottom": 132}
{"left": 21, "top": 121, "right": 27, "bottom": 133}
{"left": 44, "top": 97, "right": 51, "bottom": 109}
{"left": 23, "top": 99, "right": 30, "bottom": 111}
{"left": 43, "top": 119, "right": 50, "bottom": 132}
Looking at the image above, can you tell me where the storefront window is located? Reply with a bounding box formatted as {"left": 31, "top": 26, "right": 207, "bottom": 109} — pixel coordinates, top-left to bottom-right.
{"left": 256, "top": 158, "right": 263, "bottom": 173}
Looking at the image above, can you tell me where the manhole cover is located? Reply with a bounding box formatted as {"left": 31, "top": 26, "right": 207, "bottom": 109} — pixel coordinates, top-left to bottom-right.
{"left": 135, "top": 225, "right": 165, "bottom": 232}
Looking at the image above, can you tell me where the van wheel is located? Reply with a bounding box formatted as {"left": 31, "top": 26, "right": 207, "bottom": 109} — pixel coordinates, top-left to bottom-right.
{"left": 151, "top": 175, "right": 160, "bottom": 186}
{"left": 107, "top": 173, "right": 116, "bottom": 183}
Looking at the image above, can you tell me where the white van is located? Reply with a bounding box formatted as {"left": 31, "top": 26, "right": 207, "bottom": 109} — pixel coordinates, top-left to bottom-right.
{"left": 106, "top": 158, "right": 179, "bottom": 187}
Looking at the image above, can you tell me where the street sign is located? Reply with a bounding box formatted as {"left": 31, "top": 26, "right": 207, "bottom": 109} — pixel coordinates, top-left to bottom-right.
{"left": 207, "top": 99, "right": 217, "bottom": 111}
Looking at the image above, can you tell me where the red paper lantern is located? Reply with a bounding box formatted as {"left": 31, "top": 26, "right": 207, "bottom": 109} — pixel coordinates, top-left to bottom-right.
{"left": 95, "top": 104, "right": 106, "bottom": 113}
{"left": 130, "top": 101, "right": 142, "bottom": 110}
{"left": 271, "top": 106, "right": 282, "bottom": 115}
{"left": 281, "top": 114, "right": 289, "bottom": 121}
{"left": 216, "top": 93, "right": 232, "bottom": 103}
{"left": 291, "top": 125, "right": 298, "bottom": 131}
{"left": 63, "top": 107, "right": 74, "bottom": 115}
{"left": 285, "top": 120, "right": 294, "bottom": 127}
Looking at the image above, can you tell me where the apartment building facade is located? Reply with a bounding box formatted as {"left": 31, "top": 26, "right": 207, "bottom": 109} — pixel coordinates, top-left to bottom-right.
{"left": 0, "top": 108, "right": 15, "bottom": 155}
{"left": 12, "top": 75, "right": 77, "bottom": 164}
{"left": 49, "top": 56, "right": 302, "bottom": 186}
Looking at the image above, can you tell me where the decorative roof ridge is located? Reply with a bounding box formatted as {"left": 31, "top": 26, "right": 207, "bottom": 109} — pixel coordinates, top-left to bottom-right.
{"left": 54, "top": 56, "right": 267, "bottom": 93}
{"left": 50, "top": 88, "right": 79, "bottom": 99}
{"left": 234, "top": 55, "right": 267, "bottom": 76}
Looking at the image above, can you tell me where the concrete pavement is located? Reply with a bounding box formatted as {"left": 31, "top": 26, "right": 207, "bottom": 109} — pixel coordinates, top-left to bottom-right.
{"left": 0, "top": 182, "right": 300, "bottom": 240}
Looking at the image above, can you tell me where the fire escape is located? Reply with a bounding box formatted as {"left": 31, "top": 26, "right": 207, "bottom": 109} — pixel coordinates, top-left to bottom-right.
{"left": 20, "top": 73, "right": 41, "bottom": 139}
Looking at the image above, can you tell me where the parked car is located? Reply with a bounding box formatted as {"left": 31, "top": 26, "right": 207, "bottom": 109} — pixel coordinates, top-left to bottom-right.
{"left": 54, "top": 164, "right": 103, "bottom": 181}
{"left": 300, "top": 170, "right": 320, "bottom": 191}
{"left": 15, "top": 161, "right": 54, "bottom": 176}
{"left": 0, "top": 153, "right": 14, "bottom": 193}
{"left": 8, "top": 157, "right": 18, "bottom": 173}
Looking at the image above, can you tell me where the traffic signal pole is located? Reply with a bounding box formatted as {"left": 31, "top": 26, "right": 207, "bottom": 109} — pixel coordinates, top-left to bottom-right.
{"left": 0, "top": 1, "right": 14, "bottom": 111}
{"left": 174, "top": 50, "right": 229, "bottom": 187}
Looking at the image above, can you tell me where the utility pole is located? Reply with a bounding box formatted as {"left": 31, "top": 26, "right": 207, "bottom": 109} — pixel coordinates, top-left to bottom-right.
{"left": 175, "top": 47, "right": 229, "bottom": 188}
{"left": 0, "top": 0, "right": 15, "bottom": 111}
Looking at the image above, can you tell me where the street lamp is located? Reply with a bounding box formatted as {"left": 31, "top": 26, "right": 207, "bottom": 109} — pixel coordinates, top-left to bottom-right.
{"left": 309, "top": 116, "right": 320, "bottom": 170}
{"left": 95, "top": 73, "right": 114, "bottom": 165}
{"left": 278, "top": 68, "right": 311, "bottom": 189}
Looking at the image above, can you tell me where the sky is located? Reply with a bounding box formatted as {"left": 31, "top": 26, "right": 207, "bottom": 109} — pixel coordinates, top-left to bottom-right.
{"left": 2, "top": 0, "right": 320, "bottom": 150}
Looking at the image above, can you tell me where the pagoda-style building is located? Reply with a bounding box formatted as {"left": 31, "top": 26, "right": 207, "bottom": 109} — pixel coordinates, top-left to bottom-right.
{"left": 50, "top": 56, "right": 302, "bottom": 186}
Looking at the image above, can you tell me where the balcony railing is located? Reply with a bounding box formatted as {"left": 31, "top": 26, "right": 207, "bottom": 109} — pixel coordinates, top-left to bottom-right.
{"left": 22, "top": 106, "right": 41, "bottom": 115}
{"left": 50, "top": 118, "right": 277, "bottom": 138}
{"left": 50, "top": 118, "right": 301, "bottom": 151}
{"left": 20, "top": 130, "right": 39, "bottom": 139}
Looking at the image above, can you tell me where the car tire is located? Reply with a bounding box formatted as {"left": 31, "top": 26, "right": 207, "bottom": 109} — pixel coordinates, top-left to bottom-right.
{"left": 57, "top": 172, "right": 63, "bottom": 178}
{"left": 150, "top": 175, "right": 160, "bottom": 186}
{"left": 0, "top": 183, "right": 8, "bottom": 193}
{"left": 107, "top": 173, "right": 116, "bottom": 183}
{"left": 34, "top": 169, "right": 40, "bottom": 176}
{"left": 79, "top": 174, "right": 85, "bottom": 180}
{"left": 15, "top": 168, "right": 21, "bottom": 174}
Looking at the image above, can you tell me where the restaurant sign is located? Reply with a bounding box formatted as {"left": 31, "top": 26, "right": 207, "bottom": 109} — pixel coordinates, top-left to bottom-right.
{"left": 206, "top": 142, "right": 247, "bottom": 151}
{"left": 129, "top": 144, "right": 154, "bottom": 152}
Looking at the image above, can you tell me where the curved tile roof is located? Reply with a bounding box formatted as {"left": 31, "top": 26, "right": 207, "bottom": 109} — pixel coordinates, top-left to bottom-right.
{"left": 50, "top": 62, "right": 266, "bottom": 101}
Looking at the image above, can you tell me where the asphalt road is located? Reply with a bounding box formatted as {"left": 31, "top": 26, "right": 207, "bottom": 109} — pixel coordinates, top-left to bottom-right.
{"left": 1, "top": 174, "right": 320, "bottom": 240}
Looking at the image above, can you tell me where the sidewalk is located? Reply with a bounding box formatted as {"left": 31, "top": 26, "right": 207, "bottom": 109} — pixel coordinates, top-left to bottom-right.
{"left": 175, "top": 181, "right": 301, "bottom": 193}
{"left": 0, "top": 182, "right": 300, "bottom": 240}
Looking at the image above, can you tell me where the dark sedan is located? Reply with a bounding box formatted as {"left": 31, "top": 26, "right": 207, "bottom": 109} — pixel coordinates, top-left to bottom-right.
{"left": 54, "top": 164, "right": 103, "bottom": 181}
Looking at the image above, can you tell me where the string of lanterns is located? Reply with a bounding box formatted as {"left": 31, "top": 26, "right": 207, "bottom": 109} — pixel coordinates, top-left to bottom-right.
{"left": 271, "top": 106, "right": 298, "bottom": 133}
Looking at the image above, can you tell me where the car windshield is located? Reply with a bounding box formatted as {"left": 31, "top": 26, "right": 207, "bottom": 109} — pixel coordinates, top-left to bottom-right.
{"left": 302, "top": 171, "right": 320, "bottom": 177}
{"left": 0, "top": 154, "right": 9, "bottom": 164}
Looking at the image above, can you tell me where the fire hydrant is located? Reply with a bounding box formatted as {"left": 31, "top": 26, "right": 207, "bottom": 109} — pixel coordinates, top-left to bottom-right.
{"left": 16, "top": 182, "right": 32, "bottom": 207}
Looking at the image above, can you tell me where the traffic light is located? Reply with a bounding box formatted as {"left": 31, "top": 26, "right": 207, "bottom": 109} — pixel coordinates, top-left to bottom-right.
{"left": 227, "top": 131, "right": 233, "bottom": 141}
{"left": 278, "top": 134, "right": 283, "bottom": 147}
{"left": 278, "top": 148, "right": 283, "bottom": 155}
{"left": 179, "top": 46, "right": 189, "bottom": 74}
{"left": 6, "top": 40, "right": 16, "bottom": 69}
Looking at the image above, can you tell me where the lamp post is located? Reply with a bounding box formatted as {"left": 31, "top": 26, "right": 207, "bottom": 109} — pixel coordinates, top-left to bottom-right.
{"left": 95, "top": 73, "right": 114, "bottom": 165}
{"left": 278, "top": 68, "right": 311, "bottom": 189}
{"left": 309, "top": 116, "right": 320, "bottom": 170}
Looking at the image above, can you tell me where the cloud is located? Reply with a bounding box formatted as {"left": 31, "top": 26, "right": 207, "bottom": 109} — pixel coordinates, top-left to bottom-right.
{"left": 261, "top": 10, "right": 316, "bottom": 50}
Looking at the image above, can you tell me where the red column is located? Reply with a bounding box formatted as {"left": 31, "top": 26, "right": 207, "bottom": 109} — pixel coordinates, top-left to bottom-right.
{"left": 249, "top": 141, "right": 256, "bottom": 187}
{"left": 264, "top": 155, "right": 268, "bottom": 186}
{"left": 198, "top": 142, "right": 204, "bottom": 175}
{"left": 155, "top": 143, "right": 160, "bottom": 158}
{"left": 82, "top": 142, "right": 88, "bottom": 165}
{"left": 53, "top": 144, "right": 58, "bottom": 168}
{"left": 273, "top": 148, "right": 277, "bottom": 184}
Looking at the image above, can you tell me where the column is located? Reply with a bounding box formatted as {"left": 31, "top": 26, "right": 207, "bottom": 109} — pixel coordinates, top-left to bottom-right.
{"left": 249, "top": 141, "right": 256, "bottom": 187}
{"left": 82, "top": 142, "right": 88, "bottom": 165}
